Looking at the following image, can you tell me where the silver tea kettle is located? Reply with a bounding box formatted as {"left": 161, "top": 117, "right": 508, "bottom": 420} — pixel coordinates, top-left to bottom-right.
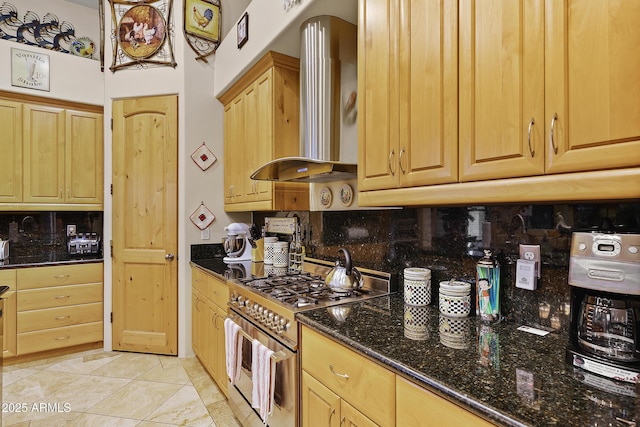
{"left": 325, "top": 248, "right": 363, "bottom": 291}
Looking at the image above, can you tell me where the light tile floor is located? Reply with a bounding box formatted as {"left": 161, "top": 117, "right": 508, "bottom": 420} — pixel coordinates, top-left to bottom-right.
{"left": 2, "top": 349, "right": 242, "bottom": 427}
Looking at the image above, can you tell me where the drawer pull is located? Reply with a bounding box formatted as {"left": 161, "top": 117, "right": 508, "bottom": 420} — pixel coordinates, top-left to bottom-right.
{"left": 55, "top": 336, "right": 70, "bottom": 341}
{"left": 55, "top": 316, "right": 71, "bottom": 320}
{"left": 329, "top": 364, "right": 349, "bottom": 380}
{"left": 54, "top": 274, "right": 71, "bottom": 280}
{"left": 54, "top": 295, "right": 71, "bottom": 299}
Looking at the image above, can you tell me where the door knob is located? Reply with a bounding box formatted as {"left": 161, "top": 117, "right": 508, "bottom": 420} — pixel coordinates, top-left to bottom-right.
{"left": 165, "top": 253, "right": 175, "bottom": 261}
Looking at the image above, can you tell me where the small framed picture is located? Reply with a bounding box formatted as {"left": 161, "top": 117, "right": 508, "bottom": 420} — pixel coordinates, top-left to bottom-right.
{"left": 11, "top": 48, "right": 50, "bottom": 92}
{"left": 237, "top": 12, "right": 248, "bottom": 49}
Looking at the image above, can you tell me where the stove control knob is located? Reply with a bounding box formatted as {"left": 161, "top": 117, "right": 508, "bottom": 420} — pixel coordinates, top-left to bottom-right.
{"left": 273, "top": 315, "right": 280, "bottom": 328}
{"left": 267, "top": 312, "right": 274, "bottom": 326}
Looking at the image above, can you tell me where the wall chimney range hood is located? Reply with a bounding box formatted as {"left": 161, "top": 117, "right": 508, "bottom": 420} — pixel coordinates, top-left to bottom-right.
{"left": 250, "top": 16, "right": 358, "bottom": 183}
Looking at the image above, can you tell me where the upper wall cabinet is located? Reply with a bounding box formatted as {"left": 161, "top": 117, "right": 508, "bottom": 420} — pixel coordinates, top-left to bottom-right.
{"left": 358, "top": 0, "right": 640, "bottom": 206}
{"left": 0, "top": 99, "right": 23, "bottom": 203}
{"left": 0, "top": 96, "right": 104, "bottom": 210}
{"left": 358, "top": 0, "right": 459, "bottom": 192}
{"left": 218, "top": 51, "right": 309, "bottom": 212}
{"left": 459, "top": 0, "right": 640, "bottom": 181}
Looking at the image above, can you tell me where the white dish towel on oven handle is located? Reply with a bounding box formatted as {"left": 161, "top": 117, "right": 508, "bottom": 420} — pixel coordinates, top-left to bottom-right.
{"left": 224, "top": 317, "right": 242, "bottom": 385}
{"left": 251, "top": 339, "right": 275, "bottom": 425}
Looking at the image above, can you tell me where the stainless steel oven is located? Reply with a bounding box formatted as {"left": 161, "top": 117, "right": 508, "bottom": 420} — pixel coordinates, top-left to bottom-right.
{"left": 225, "top": 257, "right": 392, "bottom": 427}
{"left": 226, "top": 311, "right": 297, "bottom": 427}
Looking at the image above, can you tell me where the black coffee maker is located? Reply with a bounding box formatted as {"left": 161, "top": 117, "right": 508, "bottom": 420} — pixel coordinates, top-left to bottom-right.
{"left": 566, "top": 231, "right": 640, "bottom": 384}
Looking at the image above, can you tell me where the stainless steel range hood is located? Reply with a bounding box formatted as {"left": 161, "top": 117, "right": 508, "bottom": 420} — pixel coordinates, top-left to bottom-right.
{"left": 251, "top": 16, "right": 358, "bottom": 183}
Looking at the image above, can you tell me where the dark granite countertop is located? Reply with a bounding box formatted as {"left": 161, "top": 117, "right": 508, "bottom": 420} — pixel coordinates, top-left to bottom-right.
{"left": 0, "top": 252, "right": 103, "bottom": 269}
{"left": 296, "top": 294, "right": 639, "bottom": 427}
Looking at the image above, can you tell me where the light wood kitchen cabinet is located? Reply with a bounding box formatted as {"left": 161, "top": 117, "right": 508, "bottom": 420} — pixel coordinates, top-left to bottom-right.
{"left": 301, "top": 325, "right": 395, "bottom": 427}
{"left": 15, "top": 263, "right": 103, "bottom": 356}
{"left": 459, "top": 0, "right": 640, "bottom": 181}
{"left": 543, "top": 0, "right": 640, "bottom": 174}
{"left": 302, "top": 370, "right": 379, "bottom": 427}
{"left": 218, "top": 51, "right": 309, "bottom": 212}
{"left": 191, "top": 266, "right": 229, "bottom": 396}
{"left": 396, "top": 376, "right": 495, "bottom": 427}
{"left": 0, "top": 93, "right": 104, "bottom": 210}
{"left": 64, "top": 109, "right": 104, "bottom": 204}
{"left": 358, "top": 0, "right": 640, "bottom": 206}
{"left": 23, "top": 104, "right": 66, "bottom": 203}
{"left": 358, "top": 0, "right": 458, "bottom": 192}
{"left": 0, "top": 99, "right": 22, "bottom": 203}
{"left": 0, "top": 269, "right": 17, "bottom": 358}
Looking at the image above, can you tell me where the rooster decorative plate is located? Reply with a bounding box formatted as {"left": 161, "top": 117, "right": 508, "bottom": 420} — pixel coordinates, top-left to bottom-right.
{"left": 183, "top": 0, "right": 221, "bottom": 61}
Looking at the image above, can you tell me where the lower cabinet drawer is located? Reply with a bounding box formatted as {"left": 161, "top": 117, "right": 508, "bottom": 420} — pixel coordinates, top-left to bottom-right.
{"left": 17, "top": 321, "right": 103, "bottom": 355}
{"left": 301, "top": 326, "right": 395, "bottom": 427}
{"left": 17, "top": 283, "right": 103, "bottom": 311}
{"left": 17, "top": 302, "right": 103, "bottom": 333}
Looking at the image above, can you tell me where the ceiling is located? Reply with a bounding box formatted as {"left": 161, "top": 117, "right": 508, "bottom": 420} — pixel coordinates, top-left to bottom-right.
{"left": 65, "top": 0, "right": 99, "bottom": 9}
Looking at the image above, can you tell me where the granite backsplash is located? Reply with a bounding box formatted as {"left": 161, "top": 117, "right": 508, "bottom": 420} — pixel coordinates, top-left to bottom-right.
{"left": 0, "top": 211, "right": 103, "bottom": 257}
{"left": 254, "top": 201, "right": 640, "bottom": 334}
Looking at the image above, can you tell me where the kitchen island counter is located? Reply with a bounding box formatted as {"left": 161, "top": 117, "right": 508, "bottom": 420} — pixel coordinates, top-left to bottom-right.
{"left": 296, "top": 293, "right": 638, "bottom": 427}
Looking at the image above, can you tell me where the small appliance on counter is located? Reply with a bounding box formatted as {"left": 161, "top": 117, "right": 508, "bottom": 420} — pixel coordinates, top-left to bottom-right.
{"left": 223, "top": 223, "right": 252, "bottom": 263}
{"left": 0, "top": 239, "right": 9, "bottom": 261}
{"left": 566, "top": 231, "right": 640, "bottom": 384}
{"left": 67, "top": 233, "right": 101, "bottom": 256}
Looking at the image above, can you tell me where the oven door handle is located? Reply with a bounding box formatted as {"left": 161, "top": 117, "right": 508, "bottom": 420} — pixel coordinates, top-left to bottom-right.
{"left": 227, "top": 315, "right": 292, "bottom": 363}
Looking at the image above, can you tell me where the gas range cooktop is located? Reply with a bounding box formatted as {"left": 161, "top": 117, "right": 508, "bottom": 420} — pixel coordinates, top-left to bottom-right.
{"left": 227, "top": 257, "right": 392, "bottom": 348}
{"left": 236, "top": 272, "right": 381, "bottom": 310}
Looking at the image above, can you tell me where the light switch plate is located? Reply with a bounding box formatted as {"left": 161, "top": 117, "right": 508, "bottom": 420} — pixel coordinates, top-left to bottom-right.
{"left": 201, "top": 228, "right": 210, "bottom": 240}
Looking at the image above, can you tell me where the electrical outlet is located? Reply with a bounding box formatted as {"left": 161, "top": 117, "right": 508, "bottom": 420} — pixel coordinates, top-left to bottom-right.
{"left": 66, "top": 225, "right": 77, "bottom": 236}
{"left": 201, "top": 228, "right": 210, "bottom": 240}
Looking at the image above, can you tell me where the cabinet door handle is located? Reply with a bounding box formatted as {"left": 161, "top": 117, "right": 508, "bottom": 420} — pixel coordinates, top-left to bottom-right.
{"left": 388, "top": 149, "right": 396, "bottom": 176}
{"left": 340, "top": 416, "right": 346, "bottom": 426}
{"left": 399, "top": 147, "right": 407, "bottom": 174}
{"left": 67, "top": 187, "right": 71, "bottom": 198}
{"left": 329, "top": 364, "right": 349, "bottom": 380}
{"left": 212, "top": 312, "right": 217, "bottom": 327}
{"left": 59, "top": 187, "right": 63, "bottom": 197}
{"left": 527, "top": 118, "right": 535, "bottom": 157}
{"left": 329, "top": 408, "right": 335, "bottom": 425}
{"left": 549, "top": 113, "right": 558, "bottom": 154}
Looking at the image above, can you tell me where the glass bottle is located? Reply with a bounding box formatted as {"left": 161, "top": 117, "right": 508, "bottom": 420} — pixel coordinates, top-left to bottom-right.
{"left": 476, "top": 249, "right": 500, "bottom": 322}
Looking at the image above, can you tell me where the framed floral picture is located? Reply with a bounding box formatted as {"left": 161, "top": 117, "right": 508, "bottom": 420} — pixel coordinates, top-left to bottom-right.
{"left": 108, "top": 0, "right": 176, "bottom": 72}
{"left": 183, "top": 0, "right": 221, "bottom": 61}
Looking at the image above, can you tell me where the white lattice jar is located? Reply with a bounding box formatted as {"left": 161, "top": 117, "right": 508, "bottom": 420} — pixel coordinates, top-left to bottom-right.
{"left": 438, "top": 280, "right": 471, "bottom": 317}
{"left": 403, "top": 268, "right": 431, "bottom": 306}
{"left": 263, "top": 237, "right": 278, "bottom": 265}
{"left": 272, "top": 242, "right": 289, "bottom": 268}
